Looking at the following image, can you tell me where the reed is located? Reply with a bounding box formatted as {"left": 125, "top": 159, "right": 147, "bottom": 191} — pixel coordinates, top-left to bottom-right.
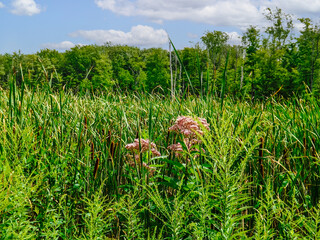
{"left": 0, "top": 85, "right": 319, "bottom": 238}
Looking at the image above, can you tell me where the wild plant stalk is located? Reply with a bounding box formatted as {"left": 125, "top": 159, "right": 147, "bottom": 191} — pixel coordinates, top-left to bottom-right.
{"left": 169, "top": 38, "right": 195, "bottom": 96}
{"left": 0, "top": 86, "right": 320, "bottom": 238}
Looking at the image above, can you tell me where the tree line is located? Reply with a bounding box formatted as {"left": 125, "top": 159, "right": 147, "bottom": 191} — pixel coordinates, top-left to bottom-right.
{"left": 1, "top": 8, "right": 319, "bottom": 99}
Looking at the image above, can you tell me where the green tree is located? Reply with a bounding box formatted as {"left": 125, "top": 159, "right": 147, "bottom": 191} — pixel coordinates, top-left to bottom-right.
{"left": 201, "top": 31, "right": 229, "bottom": 95}
{"left": 242, "top": 26, "right": 261, "bottom": 99}
{"left": 145, "top": 48, "right": 170, "bottom": 93}
{"left": 181, "top": 46, "right": 207, "bottom": 94}
{"left": 0, "top": 54, "right": 12, "bottom": 86}
{"left": 62, "top": 45, "right": 114, "bottom": 91}
{"left": 91, "top": 53, "right": 114, "bottom": 90}
{"left": 255, "top": 8, "right": 294, "bottom": 98}
{"left": 201, "top": 31, "right": 229, "bottom": 70}
{"left": 265, "top": 8, "right": 293, "bottom": 50}
{"left": 226, "top": 44, "right": 244, "bottom": 96}
{"left": 108, "top": 45, "right": 146, "bottom": 91}
{"left": 36, "top": 49, "right": 64, "bottom": 88}
{"left": 281, "top": 42, "right": 300, "bottom": 96}
{"left": 297, "top": 18, "right": 320, "bottom": 93}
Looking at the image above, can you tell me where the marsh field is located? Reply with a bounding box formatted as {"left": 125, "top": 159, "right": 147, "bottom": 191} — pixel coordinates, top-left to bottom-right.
{"left": 1, "top": 83, "right": 320, "bottom": 239}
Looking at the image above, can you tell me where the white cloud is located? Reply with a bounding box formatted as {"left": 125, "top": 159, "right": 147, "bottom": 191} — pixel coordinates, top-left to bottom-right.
{"left": 43, "top": 41, "right": 76, "bottom": 50}
{"left": 227, "top": 32, "right": 242, "bottom": 46}
{"left": 11, "top": 0, "right": 41, "bottom": 16}
{"left": 95, "top": 0, "right": 320, "bottom": 28}
{"left": 95, "top": 0, "right": 264, "bottom": 28}
{"left": 0, "top": 2, "right": 5, "bottom": 8}
{"left": 293, "top": 21, "right": 305, "bottom": 32}
{"left": 262, "top": 0, "right": 320, "bottom": 16}
{"left": 70, "top": 25, "right": 168, "bottom": 47}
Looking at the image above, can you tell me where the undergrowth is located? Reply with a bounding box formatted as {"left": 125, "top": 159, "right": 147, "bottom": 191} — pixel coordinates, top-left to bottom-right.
{"left": 0, "top": 84, "right": 320, "bottom": 239}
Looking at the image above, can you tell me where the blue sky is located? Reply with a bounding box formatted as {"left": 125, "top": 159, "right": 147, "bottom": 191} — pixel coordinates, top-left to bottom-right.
{"left": 0, "top": 0, "right": 319, "bottom": 54}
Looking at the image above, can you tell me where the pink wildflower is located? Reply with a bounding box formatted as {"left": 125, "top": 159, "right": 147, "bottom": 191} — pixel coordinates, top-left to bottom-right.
{"left": 169, "top": 116, "right": 210, "bottom": 137}
{"left": 125, "top": 138, "right": 161, "bottom": 159}
{"left": 125, "top": 138, "right": 159, "bottom": 174}
{"left": 167, "top": 139, "right": 205, "bottom": 158}
{"left": 167, "top": 143, "right": 183, "bottom": 152}
{"left": 167, "top": 143, "right": 183, "bottom": 157}
{"left": 168, "top": 116, "right": 209, "bottom": 158}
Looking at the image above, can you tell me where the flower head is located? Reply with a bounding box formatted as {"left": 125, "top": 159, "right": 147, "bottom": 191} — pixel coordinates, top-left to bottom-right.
{"left": 169, "top": 116, "right": 210, "bottom": 138}
{"left": 125, "top": 138, "right": 161, "bottom": 159}
{"left": 167, "top": 139, "right": 205, "bottom": 158}
{"left": 168, "top": 116, "right": 209, "bottom": 158}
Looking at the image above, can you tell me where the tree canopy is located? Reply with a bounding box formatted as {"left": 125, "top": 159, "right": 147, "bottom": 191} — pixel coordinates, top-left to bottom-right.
{"left": 1, "top": 8, "right": 320, "bottom": 99}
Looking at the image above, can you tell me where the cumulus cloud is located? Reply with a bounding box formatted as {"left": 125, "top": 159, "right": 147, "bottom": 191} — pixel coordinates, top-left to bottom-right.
{"left": 227, "top": 32, "right": 242, "bottom": 46}
{"left": 70, "top": 25, "right": 168, "bottom": 47}
{"left": 262, "top": 0, "right": 320, "bottom": 16}
{"left": 95, "top": 0, "right": 264, "bottom": 28}
{"left": 11, "top": 0, "right": 41, "bottom": 16}
{"left": 0, "top": 2, "right": 5, "bottom": 8}
{"left": 95, "top": 0, "right": 320, "bottom": 28}
{"left": 42, "top": 41, "right": 76, "bottom": 50}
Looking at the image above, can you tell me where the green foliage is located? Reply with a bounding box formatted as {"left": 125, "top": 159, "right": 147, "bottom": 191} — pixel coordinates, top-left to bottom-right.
{"left": 62, "top": 45, "right": 114, "bottom": 91}
{"left": 198, "top": 112, "right": 260, "bottom": 239}
{"left": 80, "top": 190, "right": 115, "bottom": 240}
{"left": 0, "top": 164, "right": 38, "bottom": 239}
{"left": 1, "top": 7, "right": 320, "bottom": 99}
{"left": 1, "top": 85, "right": 320, "bottom": 238}
{"left": 297, "top": 18, "right": 320, "bottom": 93}
{"left": 2, "top": 7, "right": 320, "bottom": 239}
{"left": 108, "top": 45, "right": 146, "bottom": 91}
{"left": 201, "top": 30, "right": 229, "bottom": 69}
{"left": 145, "top": 48, "right": 170, "bottom": 93}
{"left": 91, "top": 53, "right": 114, "bottom": 90}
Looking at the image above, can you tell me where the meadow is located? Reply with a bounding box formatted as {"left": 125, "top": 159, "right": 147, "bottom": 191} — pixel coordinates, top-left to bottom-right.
{"left": 1, "top": 83, "right": 320, "bottom": 239}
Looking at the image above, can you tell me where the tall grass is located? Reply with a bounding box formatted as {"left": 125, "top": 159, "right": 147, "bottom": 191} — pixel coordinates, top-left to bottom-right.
{"left": 0, "top": 82, "right": 320, "bottom": 239}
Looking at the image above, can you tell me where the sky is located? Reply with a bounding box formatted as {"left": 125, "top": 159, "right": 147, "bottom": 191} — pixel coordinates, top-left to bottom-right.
{"left": 0, "top": 0, "right": 320, "bottom": 54}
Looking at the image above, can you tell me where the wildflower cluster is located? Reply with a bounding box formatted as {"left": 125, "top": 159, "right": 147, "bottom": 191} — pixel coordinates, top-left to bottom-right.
{"left": 168, "top": 116, "right": 210, "bottom": 157}
{"left": 125, "top": 138, "right": 160, "bottom": 173}
{"left": 168, "top": 116, "right": 210, "bottom": 138}
{"left": 125, "top": 138, "right": 161, "bottom": 159}
{"left": 124, "top": 116, "right": 210, "bottom": 172}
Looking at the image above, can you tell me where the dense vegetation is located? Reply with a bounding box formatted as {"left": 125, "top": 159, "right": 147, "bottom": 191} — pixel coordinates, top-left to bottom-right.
{"left": 0, "top": 8, "right": 320, "bottom": 99}
{"left": 1, "top": 84, "right": 320, "bottom": 239}
{"left": 1, "top": 8, "right": 320, "bottom": 239}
